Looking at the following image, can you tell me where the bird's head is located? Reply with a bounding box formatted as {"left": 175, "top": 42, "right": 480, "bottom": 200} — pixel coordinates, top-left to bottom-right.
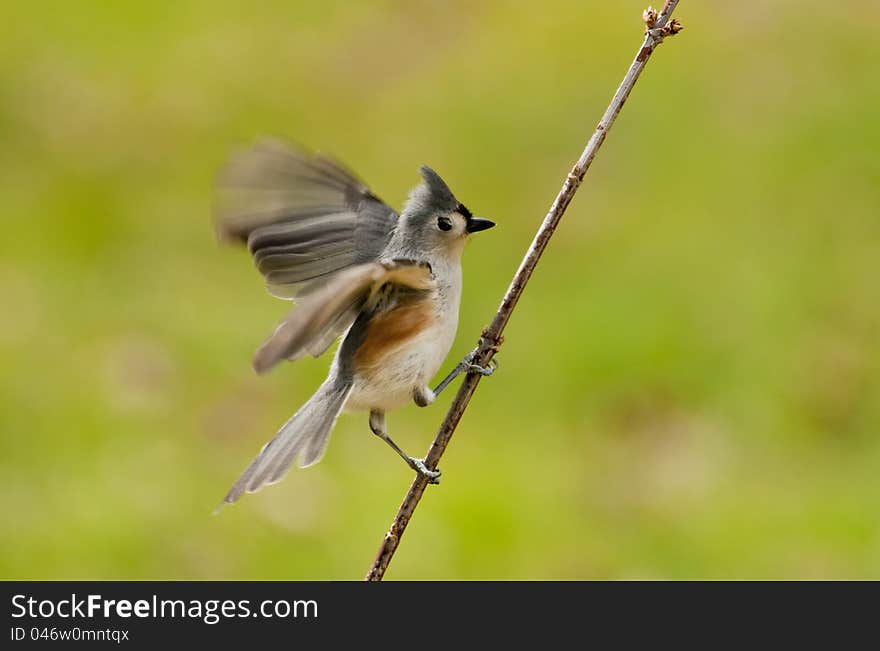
{"left": 398, "top": 165, "right": 495, "bottom": 259}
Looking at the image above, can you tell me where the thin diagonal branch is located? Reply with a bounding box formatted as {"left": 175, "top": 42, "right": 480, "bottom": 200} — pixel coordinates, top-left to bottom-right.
{"left": 365, "top": 1, "right": 684, "bottom": 581}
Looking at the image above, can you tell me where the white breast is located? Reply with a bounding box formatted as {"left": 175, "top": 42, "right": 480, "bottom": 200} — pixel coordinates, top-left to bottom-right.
{"left": 345, "top": 283, "right": 460, "bottom": 412}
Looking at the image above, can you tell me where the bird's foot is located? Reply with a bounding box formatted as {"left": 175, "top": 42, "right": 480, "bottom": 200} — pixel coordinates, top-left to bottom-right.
{"left": 432, "top": 349, "right": 499, "bottom": 399}
{"left": 464, "top": 351, "right": 498, "bottom": 377}
{"left": 408, "top": 457, "right": 442, "bottom": 484}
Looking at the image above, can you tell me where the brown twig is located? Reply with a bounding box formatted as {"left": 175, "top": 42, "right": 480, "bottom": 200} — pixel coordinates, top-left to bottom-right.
{"left": 365, "top": 1, "right": 683, "bottom": 581}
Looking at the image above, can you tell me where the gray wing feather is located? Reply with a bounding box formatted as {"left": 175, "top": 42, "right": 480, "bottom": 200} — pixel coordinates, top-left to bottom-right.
{"left": 252, "top": 260, "right": 435, "bottom": 375}
{"left": 301, "top": 304, "right": 361, "bottom": 359}
{"left": 215, "top": 139, "right": 397, "bottom": 299}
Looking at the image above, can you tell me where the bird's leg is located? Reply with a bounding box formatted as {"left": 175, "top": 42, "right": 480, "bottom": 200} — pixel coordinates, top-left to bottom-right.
{"left": 413, "top": 385, "right": 435, "bottom": 407}
{"left": 431, "top": 348, "right": 498, "bottom": 398}
{"left": 369, "top": 410, "right": 441, "bottom": 484}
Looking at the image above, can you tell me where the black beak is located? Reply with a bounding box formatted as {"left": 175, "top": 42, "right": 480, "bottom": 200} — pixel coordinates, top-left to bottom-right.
{"left": 466, "top": 217, "right": 496, "bottom": 233}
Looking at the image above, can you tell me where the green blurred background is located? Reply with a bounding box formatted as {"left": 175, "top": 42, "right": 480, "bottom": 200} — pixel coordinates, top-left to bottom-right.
{"left": 2, "top": 0, "right": 878, "bottom": 580}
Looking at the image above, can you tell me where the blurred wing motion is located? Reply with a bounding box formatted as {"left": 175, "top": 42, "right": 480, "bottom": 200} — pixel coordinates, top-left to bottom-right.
{"left": 215, "top": 138, "right": 398, "bottom": 299}
{"left": 252, "top": 259, "right": 435, "bottom": 374}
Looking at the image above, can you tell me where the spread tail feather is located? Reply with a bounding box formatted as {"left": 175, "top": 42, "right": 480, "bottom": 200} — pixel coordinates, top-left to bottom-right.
{"left": 220, "top": 380, "right": 351, "bottom": 506}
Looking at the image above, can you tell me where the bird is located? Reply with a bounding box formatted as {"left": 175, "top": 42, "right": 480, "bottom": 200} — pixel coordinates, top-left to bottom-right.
{"left": 214, "top": 138, "right": 496, "bottom": 506}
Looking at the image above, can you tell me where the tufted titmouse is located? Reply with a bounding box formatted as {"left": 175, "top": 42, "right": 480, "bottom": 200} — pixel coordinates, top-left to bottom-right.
{"left": 214, "top": 139, "right": 496, "bottom": 505}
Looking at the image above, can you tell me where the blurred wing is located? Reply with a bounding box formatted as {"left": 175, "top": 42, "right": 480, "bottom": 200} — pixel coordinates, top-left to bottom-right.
{"left": 215, "top": 138, "right": 398, "bottom": 299}
{"left": 252, "top": 259, "right": 434, "bottom": 374}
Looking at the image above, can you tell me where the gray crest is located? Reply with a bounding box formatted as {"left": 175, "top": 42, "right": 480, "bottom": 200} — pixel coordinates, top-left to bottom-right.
{"left": 404, "top": 165, "right": 460, "bottom": 218}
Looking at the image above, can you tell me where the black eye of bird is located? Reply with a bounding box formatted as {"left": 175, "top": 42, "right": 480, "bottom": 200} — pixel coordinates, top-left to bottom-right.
{"left": 437, "top": 216, "right": 453, "bottom": 231}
